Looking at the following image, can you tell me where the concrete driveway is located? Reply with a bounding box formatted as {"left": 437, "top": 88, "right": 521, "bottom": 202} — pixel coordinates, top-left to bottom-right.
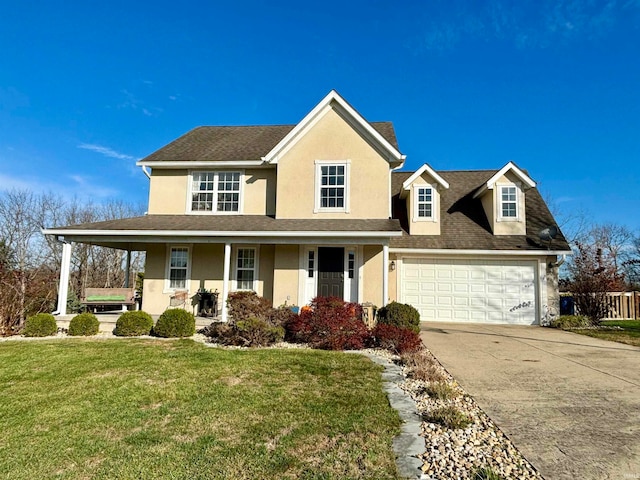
{"left": 420, "top": 323, "right": 640, "bottom": 480}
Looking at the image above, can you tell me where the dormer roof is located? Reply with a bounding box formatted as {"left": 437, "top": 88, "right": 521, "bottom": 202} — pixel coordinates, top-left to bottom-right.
{"left": 472, "top": 161, "right": 536, "bottom": 199}
{"left": 400, "top": 163, "right": 450, "bottom": 198}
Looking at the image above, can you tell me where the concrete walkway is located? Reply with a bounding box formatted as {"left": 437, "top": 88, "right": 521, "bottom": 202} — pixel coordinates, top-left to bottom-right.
{"left": 420, "top": 323, "right": 640, "bottom": 480}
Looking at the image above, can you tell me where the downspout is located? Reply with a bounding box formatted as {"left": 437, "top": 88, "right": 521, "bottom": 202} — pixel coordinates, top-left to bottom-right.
{"left": 141, "top": 166, "right": 151, "bottom": 179}
{"left": 551, "top": 254, "right": 566, "bottom": 268}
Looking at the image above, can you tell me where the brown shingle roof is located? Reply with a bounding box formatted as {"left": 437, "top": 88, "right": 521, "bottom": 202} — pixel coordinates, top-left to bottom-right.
{"left": 390, "top": 170, "right": 570, "bottom": 251}
{"left": 53, "top": 215, "right": 402, "bottom": 234}
{"left": 141, "top": 122, "right": 399, "bottom": 162}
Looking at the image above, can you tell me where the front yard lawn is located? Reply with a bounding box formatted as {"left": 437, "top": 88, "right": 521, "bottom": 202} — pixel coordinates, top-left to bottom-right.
{"left": 571, "top": 320, "right": 640, "bottom": 347}
{"left": 0, "top": 339, "right": 400, "bottom": 479}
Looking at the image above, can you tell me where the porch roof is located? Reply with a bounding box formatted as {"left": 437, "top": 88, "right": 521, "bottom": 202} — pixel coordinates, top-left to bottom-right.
{"left": 43, "top": 215, "right": 403, "bottom": 249}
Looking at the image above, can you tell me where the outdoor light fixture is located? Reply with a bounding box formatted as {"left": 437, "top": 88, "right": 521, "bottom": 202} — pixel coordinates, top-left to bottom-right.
{"left": 390, "top": 260, "right": 396, "bottom": 271}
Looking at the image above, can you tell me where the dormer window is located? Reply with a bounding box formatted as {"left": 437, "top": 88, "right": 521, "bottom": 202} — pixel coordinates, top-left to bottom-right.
{"left": 500, "top": 185, "right": 518, "bottom": 219}
{"left": 417, "top": 187, "right": 433, "bottom": 219}
{"left": 412, "top": 184, "right": 437, "bottom": 222}
{"left": 314, "top": 161, "right": 350, "bottom": 213}
{"left": 190, "top": 171, "right": 241, "bottom": 213}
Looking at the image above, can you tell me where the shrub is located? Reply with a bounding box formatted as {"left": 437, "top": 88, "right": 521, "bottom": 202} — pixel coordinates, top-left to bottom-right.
{"left": 285, "top": 296, "right": 368, "bottom": 350}
{"left": 236, "top": 317, "right": 285, "bottom": 346}
{"left": 22, "top": 313, "right": 57, "bottom": 337}
{"left": 376, "top": 301, "right": 420, "bottom": 333}
{"left": 227, "top": 291, "right": 271, "bottom": 324}
{"left": 423, "top": 406, "right": 472, "bottom": 429}
{"left": 266, "top": 305, "right": 298, "bottom": 328}
{"left": 369, "top": 323, "right": 422, "bottom": 354}
{"left": 68, "top": 312, "right": 99, "bottom": 336}
{"left": 114, "top": 311, "right": 154, "bottom": 336}
{"left": 424, "top": 382, "right": 458, "bottom": 400}
{"left": 401, "top": 350, "right": 446, "bottom": 383}
{"left": 549, "top": 315, "right": 590, "bottom": 329}
{"left": 154, "top": 309, "right": 195, "bottom": 338}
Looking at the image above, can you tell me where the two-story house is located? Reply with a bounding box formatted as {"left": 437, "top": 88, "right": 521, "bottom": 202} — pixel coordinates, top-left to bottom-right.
{"left": 45, "top": 91, "right": 571, "bottom": 325}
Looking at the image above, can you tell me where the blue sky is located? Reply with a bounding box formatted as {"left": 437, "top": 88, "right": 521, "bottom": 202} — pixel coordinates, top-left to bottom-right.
{"left": 1, "top": 0, "right": 639, "bottom": 232}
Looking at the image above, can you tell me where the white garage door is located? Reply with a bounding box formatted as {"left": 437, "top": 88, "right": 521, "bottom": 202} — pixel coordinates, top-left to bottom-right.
{"left": 401, "top": 258, "right": 537, "bottom": 325}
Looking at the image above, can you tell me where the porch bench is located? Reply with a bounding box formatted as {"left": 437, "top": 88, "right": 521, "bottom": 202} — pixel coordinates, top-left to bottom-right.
{"left": 81, "top": 288, "right": 136, "bottom": 312}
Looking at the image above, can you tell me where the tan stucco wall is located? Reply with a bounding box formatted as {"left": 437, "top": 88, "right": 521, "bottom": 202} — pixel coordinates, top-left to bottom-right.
{"left": 147, "top": 168, "right": 276, "bottom": 215}
{"left": 363, "top": 245, "right": 384, "bottom": 306}
{"left": 477, "top": 172, "right": 528, "bottom": 235}
{"left": 405, "top": 173, "right": 441, "bottom": 235}
{"left": 259, "top": 245, "right": 275, "bottom": 302}
{"left": 388, "top": 253, "right": 398, "bottom": 302}
{"left": 275, "top": 108, "right": 391, "bottom": 219}
{"left": 148, "top": 170, "right": 188, "bottom": 214}
{"left": 141, "top": 244, "right": 167, "bottom": 314}
{"left": 546, "top": 255, "right": 560, "bottom": 319}
{"left": 272, "top": 244, "right": 300, "bottom": 307}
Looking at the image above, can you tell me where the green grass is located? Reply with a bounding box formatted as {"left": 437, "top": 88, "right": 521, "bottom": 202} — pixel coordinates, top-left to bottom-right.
{"left": 571, "top": 320, "right": 640, "bottom": 347}
{"left": 0, "top": 339, "right": 401, "bottom": 479}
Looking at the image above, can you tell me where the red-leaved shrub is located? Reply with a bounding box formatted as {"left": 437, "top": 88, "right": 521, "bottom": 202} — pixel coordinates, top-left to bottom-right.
{"left": 370, "top": 323, "right": 422, "bottom": 354}
{"left": 285, "top": 296, "right": 369, "bottom": 350}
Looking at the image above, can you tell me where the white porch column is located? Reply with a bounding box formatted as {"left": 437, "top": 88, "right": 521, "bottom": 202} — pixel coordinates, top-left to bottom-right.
{"left": 382, "top": 244, "right": 389, "bottom": 307}
{"left": 55, "top": 241, "right": 72, "bottom": 316}
{"left": 124, "top": 250, "right": 132, "bottom": 288}
{"left": 221, "top": 242, "right": 231, "bottom": 322}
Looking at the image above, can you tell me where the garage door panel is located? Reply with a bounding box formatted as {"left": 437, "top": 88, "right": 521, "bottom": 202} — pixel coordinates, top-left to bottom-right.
{"left": 401, "top": 258, "right": 537, "bottom": 325}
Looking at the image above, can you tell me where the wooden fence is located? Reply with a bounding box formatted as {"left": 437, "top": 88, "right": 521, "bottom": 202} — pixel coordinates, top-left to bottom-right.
{"left": 560, "top": 292, "right": 640, "bottom": 320}
{"left": 604, "top": 292, "right": 640, "bottom": 320}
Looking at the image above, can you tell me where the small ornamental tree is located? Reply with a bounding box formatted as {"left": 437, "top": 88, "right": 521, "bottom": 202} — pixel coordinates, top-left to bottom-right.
{"left": 568, "top": 242, "right": 625, "bottom": 325}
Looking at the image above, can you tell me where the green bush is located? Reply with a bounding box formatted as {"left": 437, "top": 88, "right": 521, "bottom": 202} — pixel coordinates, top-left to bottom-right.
{"left": 114, "top": 311, "right": 154, "bottom": 336}
{"left": 422, "top": 406, "right": 472, "bottom": 430}
{"left": 68, "top": 313, "right": 99, "bottom": 336}
{"left": 376, "top": 301, "right": 421, "bottom": 333}
{"left": 22, "top": 313, "right": 57, "bottom": 337}
{"left": 154, "top": 309, "right": 195, "bottom": 338}
{"left": 549, "top": 315, "right": 590, "bottom": 329}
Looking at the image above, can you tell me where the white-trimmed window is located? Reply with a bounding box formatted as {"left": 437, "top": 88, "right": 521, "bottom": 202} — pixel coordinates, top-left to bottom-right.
{"left": 314, "top": 161, "right": 350, "bottom": 212}
{"left": 235, "top": 248, "right": 257, "bottom": 290}
{"left": 167, "top": 246, "right": 190, "bottom": 290}
{"left": 413, "top": 185, "right": 436, "bottom": 221}
{"left": 500, "top": 185, "right": 518, "bottom": 219}
{"left": 190, "top": 171, "right": 241, "bottom": 213}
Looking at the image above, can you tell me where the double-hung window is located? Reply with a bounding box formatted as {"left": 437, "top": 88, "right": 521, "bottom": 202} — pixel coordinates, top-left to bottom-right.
{"left": 315, "top": 161, "right": 350, "bottom": 212}
{"left": 191, "top": 171, "right": 241, "bottom": 213}
{"left": 168, "top": 247, "right": 189, "bottom": 290}
{"left": 236, "top": 248, "right": 257, "bottom": 290}
{"left": 413, "top": 185, "right": 436, "bottom": 221}
{"left": 500, "top": 185, "right": 517, "bottom": 219}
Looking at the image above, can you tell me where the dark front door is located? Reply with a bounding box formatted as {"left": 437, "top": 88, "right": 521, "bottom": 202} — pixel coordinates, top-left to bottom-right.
{"left": 318, "top": 247, "right": 344, "bottom": 298}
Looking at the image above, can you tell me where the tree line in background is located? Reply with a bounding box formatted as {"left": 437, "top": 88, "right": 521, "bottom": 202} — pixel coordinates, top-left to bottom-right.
{"left": 0, "top": 189, "right": 145, "bottom": 335}
{"left": 554, "top": 203, "right": 640, "bottom": 324}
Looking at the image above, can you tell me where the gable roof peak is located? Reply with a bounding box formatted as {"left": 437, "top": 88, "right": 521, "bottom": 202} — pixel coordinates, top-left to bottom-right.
{"left": 261, "top": 90, "right": 406, "bottom": 165}
{"left": 401, "top": 163, "right": 450, "bottom": 196}
{"left": 472, "top": 161, "right": 536, "bottom": 199}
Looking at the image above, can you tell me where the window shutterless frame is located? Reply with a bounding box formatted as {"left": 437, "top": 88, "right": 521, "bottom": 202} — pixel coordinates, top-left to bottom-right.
{"left": 314, "top": 160, "right": 350, "bottom": 213}
{"left": 164, "top": 245, "right": 191, "bottom": 292}
{"left": 412, "top": 184, "right": 437, "bottom": 222}
{"left": 188, "top": 171, "right": 243, "bottom": 214}
{"left": 498, "top": 185, "right": 518, "bottom": 220}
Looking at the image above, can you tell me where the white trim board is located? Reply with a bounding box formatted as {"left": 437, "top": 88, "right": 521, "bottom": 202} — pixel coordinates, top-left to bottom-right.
{"left": 390, "top": 248, "right": 572, "bottom": 256}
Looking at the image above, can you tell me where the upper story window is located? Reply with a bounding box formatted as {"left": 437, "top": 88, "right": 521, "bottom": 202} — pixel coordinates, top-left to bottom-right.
{"left": 190, "top": 171, "right": 241, "bottom": 213}
{"left": 413, "top": 185, "right": 437, "bottom": 222}
{"left": 417, "top": 187, "right": 433, "bottom": 219}
{"left": 314, "top": 161, "right": 350, "bottom": 213}
{"left": 500, "top": 185, "right": 518, "bottom": 219}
